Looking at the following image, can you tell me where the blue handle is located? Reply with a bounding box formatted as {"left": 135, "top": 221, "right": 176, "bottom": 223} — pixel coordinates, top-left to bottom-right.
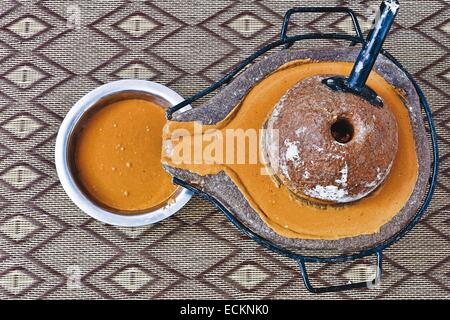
{"left": 347, "top": 0, "right": 399, "bottom": 92}
{"left": 298, "top": 251, "right": 383, "bottom": 294}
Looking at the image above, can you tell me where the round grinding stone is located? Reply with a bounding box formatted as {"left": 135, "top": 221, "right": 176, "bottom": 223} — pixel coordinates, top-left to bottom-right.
{"left": 263, "top": 76, "right": 399, "bottom": 204}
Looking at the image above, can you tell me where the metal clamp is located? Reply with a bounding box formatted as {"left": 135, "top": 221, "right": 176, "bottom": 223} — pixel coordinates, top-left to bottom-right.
{"left": 280, "top": 7, "right": 365, "bottom": 48}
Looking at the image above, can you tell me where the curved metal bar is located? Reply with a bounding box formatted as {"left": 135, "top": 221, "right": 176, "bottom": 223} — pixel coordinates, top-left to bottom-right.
{"left": 299, "top": 251, "right": 383, "bottom": 293}
{"left": 280, "top": 7, "right": 364, "bottom": 49}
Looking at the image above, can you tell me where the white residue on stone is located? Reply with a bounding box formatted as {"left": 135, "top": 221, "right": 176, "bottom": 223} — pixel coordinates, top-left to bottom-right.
{"left": 304, "top": 163, "right": 351, "bottom": 202}
{"left": 331, "top": 154, "right": 344, "bottom": 160}
{"left": 303, "top": 152, "right": 396, "bottom": 203}
{"left": 304, "top": 184, "right": 368, "bottom": 203}
{"left": 303, "top": 170, "right": 310, "bottom": 179}
{"left": 365, "top": 180, "right": 378, "bottom": 188}
{"left": 284, "top": 139, "right": 300, "bottom": 163}
{"left": 285, "top": 144, "right": 299, "bottom": 162}
{"left": 304, "top": 185, "right": 348, "bottom": 202}
{"left": 278, "top": 139, "right": 303, "bottom": 181}
{"left": 363, "top": 160, "right": 395, "bottom": 195}
{"left": 295, "top": 127, "right": 306, "bottom": 137}
{"left": 280, "top": 163, "right": 290, "bottom": 180}
{"left": 376, "top": 167, "right": 383, "bottom": 180}
{"left": 364, "top": 167, "right": 383, "bottom": 189}
{"left": 335, "top": 163, "right": 348, "bottom": 187}
{"left": 356, "top": 123, "right": 367, "bottom": 143}
{"left": 314, "top": 145, "right": 324, "bottom": 152}
{"left": 364, "top": 163, "right": 393, "bottom": 190}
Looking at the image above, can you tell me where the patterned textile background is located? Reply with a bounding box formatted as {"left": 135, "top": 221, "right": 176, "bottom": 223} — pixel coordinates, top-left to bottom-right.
{"left": 0, "top": 0, "right": 448, "bottom": 300}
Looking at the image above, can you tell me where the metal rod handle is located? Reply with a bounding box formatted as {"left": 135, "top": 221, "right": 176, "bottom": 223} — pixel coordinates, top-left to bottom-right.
{"left": 347, "top": 0, "right": 400, "bottom": 91}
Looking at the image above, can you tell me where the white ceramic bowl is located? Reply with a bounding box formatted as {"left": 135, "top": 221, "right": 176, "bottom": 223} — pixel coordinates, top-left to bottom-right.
{"left": 55, "top": 79, "right": 192, "bottom": 226}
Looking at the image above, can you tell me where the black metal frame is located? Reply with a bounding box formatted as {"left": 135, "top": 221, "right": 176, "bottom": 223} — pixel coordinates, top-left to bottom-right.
{"left": 166, "top": 7, "right": 439, "bottom": 293}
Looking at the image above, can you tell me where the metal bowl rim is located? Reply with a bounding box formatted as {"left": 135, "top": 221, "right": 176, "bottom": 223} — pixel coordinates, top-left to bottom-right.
{"left": 55, "top": 79, "right": 193, "bottom": 227}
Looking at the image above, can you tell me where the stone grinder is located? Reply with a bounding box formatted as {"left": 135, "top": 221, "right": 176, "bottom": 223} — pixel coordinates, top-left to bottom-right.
{"left": 162, "top": 1, "right": 438, "bottom": 293}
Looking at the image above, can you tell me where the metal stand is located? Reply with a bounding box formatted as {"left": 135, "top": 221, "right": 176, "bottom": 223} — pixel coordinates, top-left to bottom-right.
{"left": 166, "top": 6, "right": 439, "bottom": 293}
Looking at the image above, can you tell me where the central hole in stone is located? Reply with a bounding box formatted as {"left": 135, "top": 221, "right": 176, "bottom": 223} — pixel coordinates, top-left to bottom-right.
{"left": 331, "top": 118, "right": 354, "bottom": 144}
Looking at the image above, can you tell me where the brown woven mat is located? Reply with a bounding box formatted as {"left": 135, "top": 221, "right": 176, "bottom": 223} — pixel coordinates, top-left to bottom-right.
{"left": 0, "top": 0, "right": 448, "bottom": 299}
